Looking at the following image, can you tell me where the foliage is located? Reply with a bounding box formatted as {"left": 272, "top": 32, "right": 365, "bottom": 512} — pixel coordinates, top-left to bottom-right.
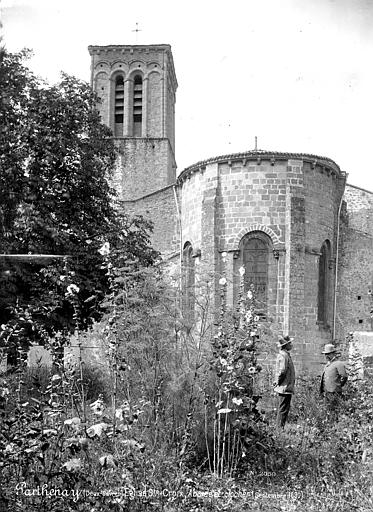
{"left": 0, "top": 246, "right": 186, "bottom": 511}
{"left": 0, "top": 49, "right": 158, "bottom": 360}
{"left": 0, "top": 80, "right": 372, "bottom": 512}
{"left": 204, "top": 256, "right": 268, "bottom": 477}
{"left": 95, "top": 243, "right": 205, "bottom": 454}
{"left": 0, "top": 310, "right": 371, "bottom": 506}
{"left": 2, "top": 365, "right": 373, "bottom": 511}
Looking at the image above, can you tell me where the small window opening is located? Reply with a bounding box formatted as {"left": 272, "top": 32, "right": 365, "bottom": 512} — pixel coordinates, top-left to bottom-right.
{"left": 182, "top": 243, "right": 195, "bottom": 325}
{"left": 357, "top": 295, "right": 362, "bottom": 300}
{"left": 133, "top": 75, "right": 142, "bottom": 137}
{"left": 359, "top": 319, "right": 364, "bottom": 324}
{"left": 240, "top": 232, "right": 270, "bottom": 318}
{"left": 317, "top": 241, "right": 330, "bottom": 324}
{"left": 114, "top": 75, "right": 124, "bottom": 136}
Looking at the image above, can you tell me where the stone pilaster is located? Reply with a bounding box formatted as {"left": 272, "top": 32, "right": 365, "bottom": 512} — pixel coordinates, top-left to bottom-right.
{"left": 123, "top": 78, "right": 131, "bottom": 137}
{"left": 200, "top": 164, "right": 219, "bottom": 314}
{"left": 142, "top": 77, "right": 148, "bottom": 137}
{"left": 284, "top": 160, "right": 306, "bottom": 365}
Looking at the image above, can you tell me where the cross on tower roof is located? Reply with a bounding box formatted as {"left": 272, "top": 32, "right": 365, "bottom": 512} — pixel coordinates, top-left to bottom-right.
{"left": 132, "top": 22, "right": 142, "bottom": 42}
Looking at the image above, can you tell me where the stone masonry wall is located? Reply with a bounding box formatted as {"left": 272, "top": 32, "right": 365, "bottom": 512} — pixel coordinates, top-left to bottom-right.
{"left": 217, "top": 161, "right": 287, "bottom": 250}
{"left": 89, "top": 45, "right": 177, "bottom": 154}
{"left": 167, "top": 78, "right": 176, "bottom": 154}
{"left": 300, "top": 163, "right": 345, "bottom": 371}
{"left": 285, "top": 161, "right": 307, "bottom": 371}
{"left": 337, "top": 185, "right": 373, "bottom": 341}
{"left": 217, "top": 161, "right": 286, "bottom": 328}
{"left": 147, "top": 72, "right": 162, "bottom": 138}
{"left": 180, "top": 169, "right": 207, "bottom": 251}
{"left": 178, "top": 153, "right": 345, "bottom": 374}
{"left": 123, "top": 186, "right": 180, "bottom": 260}
{"left": 113, "top": 138, "right": 176, "bottom": 201}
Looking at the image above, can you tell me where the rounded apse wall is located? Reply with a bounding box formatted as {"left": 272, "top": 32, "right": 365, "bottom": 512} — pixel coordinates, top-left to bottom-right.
{"left": 177, "top": 150, "right": 346, "bottom": 369}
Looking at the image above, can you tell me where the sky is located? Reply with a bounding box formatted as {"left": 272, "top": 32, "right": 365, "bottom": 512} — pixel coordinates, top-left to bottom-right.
{"left": 1, "top": 0, "right": 373, "bottom": 190}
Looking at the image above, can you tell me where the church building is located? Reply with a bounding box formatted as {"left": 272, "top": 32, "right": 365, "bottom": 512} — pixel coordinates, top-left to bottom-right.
{"left": 88, "top": 43, "right": 373, "bottom": 372}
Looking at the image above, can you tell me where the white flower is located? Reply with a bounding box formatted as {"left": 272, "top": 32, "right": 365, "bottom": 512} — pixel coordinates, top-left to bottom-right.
{"left": 64, "top": 417, "right": 81, "bottom": 426}
{"left": 115, "top": 408, "right": 124, "bottom": 421}
{"left": 59, "top": 275, "right": 66, "bottom": 281}
{"left": 232, "top": 397, "right": 243, "bottom": 406}
{"left": 0, "top": 387, "right": 9, "bottom": 397}
{"left": 238, "top": 266, "right": 245, "bottom": 276}
{"left": 221, "top": 252, "right": 227, "bottom": 258}
{"left": 90, "top": 397, "right": 105, "bottom": 416}
{"left": 98, "top": 242, "right": 110, "bottom": 256}
{"left": 66, "top": 284, "right": 80, "bottom": 295}
{"left": 99, "top": 454, "right": 117, "bottom": 468}
{"left": 248, "top": 366, "right": 256, "bottom": 374}
{"left": 219, "top": 277, "right": 227, "bottom": 286}
{"left": 217, "top": 408, "right": 232, "bottom": 414}
{"left": 247, "top": 291, "right": 253, "bottom": 299}
{"left": 79, "top": 437, "right": 89, "bottom": 449}
{"left": 87, "top": 422, "right": 110, "bottom": 438}
{"left": 43, "top": 429, "right": 58, "bottom": 436}
{"left": 63, "top": 458, "right": 82, "bottom": 472}
{"left": 5, "top": 443, "right": 15, "bottom": 453}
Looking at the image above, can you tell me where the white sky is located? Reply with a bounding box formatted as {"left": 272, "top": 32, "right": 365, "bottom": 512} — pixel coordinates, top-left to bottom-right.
{"left": 1, "top": 0, "right": 373, "bottom": 190}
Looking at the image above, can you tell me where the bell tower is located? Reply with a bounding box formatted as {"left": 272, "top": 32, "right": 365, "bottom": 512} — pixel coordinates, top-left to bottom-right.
{"left": 88, "top": 44, "right": 177, "bottom": 200}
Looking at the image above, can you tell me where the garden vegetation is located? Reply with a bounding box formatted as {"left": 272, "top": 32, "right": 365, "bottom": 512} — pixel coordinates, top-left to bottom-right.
{"left": 0, "top": 48, "right": 372, "bottom": 512}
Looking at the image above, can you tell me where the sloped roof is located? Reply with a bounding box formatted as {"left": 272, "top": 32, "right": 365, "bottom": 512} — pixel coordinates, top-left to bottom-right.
{"left": 177, "top": 149, "right": 343, "bottom": 183}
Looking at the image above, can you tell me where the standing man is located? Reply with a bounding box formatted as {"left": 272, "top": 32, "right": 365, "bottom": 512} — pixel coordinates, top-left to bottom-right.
{"left": 274, "top": 335, "right": 295, "bottom": 428}
{"left": 320, "top": 344, "right": 348, "bottom": 418}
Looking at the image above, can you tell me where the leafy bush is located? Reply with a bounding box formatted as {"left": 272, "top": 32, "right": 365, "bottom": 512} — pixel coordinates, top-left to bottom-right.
{"left": 1, "top": 329, "right": 373, "bottom": 511}
{"left": 1, "top": 216, "right": 373, "bottom": 511}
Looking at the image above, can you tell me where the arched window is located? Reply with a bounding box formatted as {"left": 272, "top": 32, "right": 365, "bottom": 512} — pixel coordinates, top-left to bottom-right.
{"left": 237, "top": 231, "right": 271, "bottom": 316}
{"left": 133, "top": 75, "right": 143, "bottom": 137}
{"left": 114, "top": 75, "right": 124, "bottom": 136}
{"left": 318, "top": 240, "right": 331, "bottom": 324}
{"left": 182, "top": 243, "right": 195, "bottom": 323}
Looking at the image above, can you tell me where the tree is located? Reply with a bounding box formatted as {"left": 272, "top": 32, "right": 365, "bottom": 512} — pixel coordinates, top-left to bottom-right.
{"left": 0, "top": 49, "right": 158, "bottom": 360}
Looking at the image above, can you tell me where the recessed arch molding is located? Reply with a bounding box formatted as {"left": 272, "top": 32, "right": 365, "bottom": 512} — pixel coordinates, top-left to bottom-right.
{"left": 225, "top": 224, "right": 283, "bottom": 252}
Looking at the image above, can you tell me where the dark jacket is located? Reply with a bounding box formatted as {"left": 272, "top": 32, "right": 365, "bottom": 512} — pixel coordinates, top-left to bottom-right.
{"left": 320, "top": 358, "right": 347, "bottom": 394}
{"left": 274, "top": 349, "right": 295, "bottom": 394}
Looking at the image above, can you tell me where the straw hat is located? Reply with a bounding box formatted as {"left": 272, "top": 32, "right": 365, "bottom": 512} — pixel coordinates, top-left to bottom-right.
{"left": 322, "top": 343, "right": 337, "bottom": 354}
{"left": 277, "top": 335, "right": 294, "bottom": 348}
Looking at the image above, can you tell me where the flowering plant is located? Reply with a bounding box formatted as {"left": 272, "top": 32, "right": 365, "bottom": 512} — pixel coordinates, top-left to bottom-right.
{"left": 207, "top": 260, "right": 265, "bottom": 476}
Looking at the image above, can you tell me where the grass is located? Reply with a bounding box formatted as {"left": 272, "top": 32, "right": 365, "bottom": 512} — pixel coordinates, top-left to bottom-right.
{"left": 1, "top": 364, "right": 373, "bottom": 512}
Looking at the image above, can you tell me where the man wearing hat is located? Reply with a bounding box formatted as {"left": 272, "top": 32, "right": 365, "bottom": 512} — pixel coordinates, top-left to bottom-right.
{"left": 274, "top": 335, "right": 295, "bottom": 428}
{"left": 320, "top": 344, "right": 348, "bottom": 416}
